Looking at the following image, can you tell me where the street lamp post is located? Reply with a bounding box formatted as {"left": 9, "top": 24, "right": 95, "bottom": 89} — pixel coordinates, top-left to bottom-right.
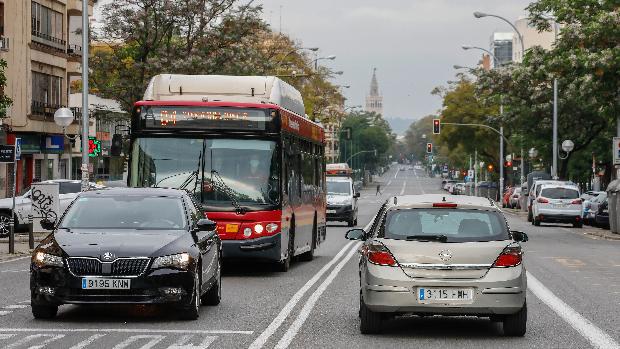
{"left": 275, "top": 47, "right": 319, "bottom": 69}
{"left": 53, "top": 108, "right": 78, "bottom": 179}
{"left": 462, "top": 45, "right": 500, "bottom": 67}
{"left": 312, "top": 55, "right": 336, "bottom": 71}
{"left": 80, "top": 0, "right": 89, "bottom": 191}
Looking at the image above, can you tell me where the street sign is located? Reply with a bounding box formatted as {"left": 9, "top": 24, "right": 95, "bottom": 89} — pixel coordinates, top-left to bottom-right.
{"left": 15, "top": 138, "right": 21, "bottom": 161}
{"left": 468, "top": 169, "right": 474, "bottom": 178}
{"left": 613, "top": 137, "right": 620, "bottom": 165}
{"left": 0, "top": 145, "right": 15, "bottom": 163}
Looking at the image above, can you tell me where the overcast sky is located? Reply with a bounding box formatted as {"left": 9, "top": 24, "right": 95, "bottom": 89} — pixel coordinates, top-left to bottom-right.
{"left": 258, "top": 0, "right": 532, "bottom": 120}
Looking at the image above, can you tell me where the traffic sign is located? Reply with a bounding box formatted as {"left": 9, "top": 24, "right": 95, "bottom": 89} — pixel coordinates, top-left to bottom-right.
{"left": 613, "top": 137, "right": 620, "bottom": 165}
{"left": 0, "top": 145, "right": 15, "bottom": 163}
{"left": 15, "top": 138, "right": 21, "bottom": 161}
{"left": 467, "top": 169, "right": 474, "bottom": 178}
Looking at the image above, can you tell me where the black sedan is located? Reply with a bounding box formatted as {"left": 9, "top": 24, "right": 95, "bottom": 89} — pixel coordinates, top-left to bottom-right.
{"left": 30, "top": 188, "right": 221, "bottom": 320}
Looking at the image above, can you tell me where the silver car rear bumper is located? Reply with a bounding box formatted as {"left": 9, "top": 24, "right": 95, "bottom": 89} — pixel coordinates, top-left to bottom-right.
{"left": 362, "top": 264, "right": 526, "bottom": 315}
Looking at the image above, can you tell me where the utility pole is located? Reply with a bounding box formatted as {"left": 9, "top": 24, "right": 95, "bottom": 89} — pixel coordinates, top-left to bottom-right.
{"left": 474, "top": 149, "right": 478, "bottom": 196}
{"left": 499, "top": 126, "right": 504, "bottom": 199}
{"left": 80, "top": 0, "right": 90, "bottom": 191}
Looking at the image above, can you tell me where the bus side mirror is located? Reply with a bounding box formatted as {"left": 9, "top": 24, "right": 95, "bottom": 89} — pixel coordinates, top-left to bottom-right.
{"left": 111, "top": 134, "right": 123, "bottom": 156}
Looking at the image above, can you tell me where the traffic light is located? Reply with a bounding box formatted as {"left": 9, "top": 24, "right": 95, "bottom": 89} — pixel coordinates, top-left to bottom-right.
{"left": 426, "top": 143, "right": 433, "bottom": 154}
{"left": 487, "top": 164, "right": 494, "bottom": 172}
{"left": 111, "top": 134, "right": 123, "bottom": 156}
{"left": 504, "top": 161, "right": 512, "bottom": 167}
{"left": 432, "top": 119, "right": 441, "bottom": 134}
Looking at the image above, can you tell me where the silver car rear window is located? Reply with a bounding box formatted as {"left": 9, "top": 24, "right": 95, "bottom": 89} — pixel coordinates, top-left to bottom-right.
{"left": 540, "top": 187, "right": 579, "bottom": 199}
{"left": 380, "top": 209, "right": 509, "bottom": 243}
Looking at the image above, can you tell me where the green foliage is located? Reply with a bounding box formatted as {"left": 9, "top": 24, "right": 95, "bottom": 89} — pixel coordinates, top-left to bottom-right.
{"left": 0, "top": 59, "right": 12, "bottom": 118}
{"left": 339, "top": 111, "right": 393, "bottom": 172}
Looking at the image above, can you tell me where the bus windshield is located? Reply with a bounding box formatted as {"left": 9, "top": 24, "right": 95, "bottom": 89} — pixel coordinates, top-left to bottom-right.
{"left": 130, "top": 138, "right": 280, "bottom": 209}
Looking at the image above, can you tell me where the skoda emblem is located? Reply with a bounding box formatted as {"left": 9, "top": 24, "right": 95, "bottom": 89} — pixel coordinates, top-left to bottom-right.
{"left": 102, "top": 252, "right": 114, "bottom": 261}
{"left": 439, "top": 249, "right": 452, "bottom": 262}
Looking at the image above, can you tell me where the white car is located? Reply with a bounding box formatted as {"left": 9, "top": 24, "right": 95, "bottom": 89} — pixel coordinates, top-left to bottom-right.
{"left": 531, "top": 184, "right": 582, "bottom": 228}
{"left": 0, "top": 180, "right": 103, "bottom": 237}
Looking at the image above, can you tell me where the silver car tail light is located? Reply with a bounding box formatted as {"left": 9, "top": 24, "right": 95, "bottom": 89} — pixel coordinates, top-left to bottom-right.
{"left": 492, "top": 244, "right": 522, "bottom": 268}
{"left": 363, "top": 243, "right": 397, "bottom": 266}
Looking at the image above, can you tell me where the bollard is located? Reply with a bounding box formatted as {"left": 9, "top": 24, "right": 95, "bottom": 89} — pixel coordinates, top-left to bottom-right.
{"left": 8, "top": 216, "right": 14, "bottom": 254}
{"left": 28, "top": 214, "right": 34, "bottom": 249}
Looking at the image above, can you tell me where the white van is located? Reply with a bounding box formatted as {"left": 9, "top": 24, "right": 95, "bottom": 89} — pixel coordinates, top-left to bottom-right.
{"left": 326, "top": 176, "right": 359, "bottom": 226}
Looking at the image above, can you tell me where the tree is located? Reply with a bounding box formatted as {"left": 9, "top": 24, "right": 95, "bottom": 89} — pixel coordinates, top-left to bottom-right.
{"left": 0, "top": 59, "right": 12, "bottom": 118}
{"left": 339, "top": 111, "right": 393, "bottom": 174}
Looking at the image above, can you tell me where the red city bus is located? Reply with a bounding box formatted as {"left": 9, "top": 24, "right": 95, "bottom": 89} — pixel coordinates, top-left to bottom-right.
{"left": 127, "top": 75, "right": 326, "bottom": 271}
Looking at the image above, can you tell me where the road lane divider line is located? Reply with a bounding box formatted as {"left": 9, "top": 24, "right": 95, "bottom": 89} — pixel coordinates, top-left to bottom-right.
{"left": 400, "top": 180, "right": 407, "bottom": 195}
{"left": 68, "top": 334, "right": 107, "bottom": 349}
{"left": 394, "top": 169, "right": 399, "bottom": 179}
{"left": 527, "top": 272, "right": 620, "bottom": 349}
{"left": 413, "top": 170, "right": 425, "bottom": 194}
{"left": 274, "top": 243, "right": 360, "bottom": 349}
{"left": 0, "top": 256, "right": 30, "bottom": 264}
{"left": 248, "top": 241, "right": 357, "bottom": 349}
{"left": 0, "top": 328, "right": 253, "bottom": 335}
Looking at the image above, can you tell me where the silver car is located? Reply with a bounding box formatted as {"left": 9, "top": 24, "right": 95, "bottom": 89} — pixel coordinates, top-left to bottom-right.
{"left": 346, "top": 194, "right": 528, "bottom": 336}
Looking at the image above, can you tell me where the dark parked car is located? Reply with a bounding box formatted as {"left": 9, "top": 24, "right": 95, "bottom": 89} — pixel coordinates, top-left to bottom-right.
{"left": 594, "top": 197, "right": 610, "bottom": 229}
{"left": 30, "top": 188, "right": 221, "bottom": 320}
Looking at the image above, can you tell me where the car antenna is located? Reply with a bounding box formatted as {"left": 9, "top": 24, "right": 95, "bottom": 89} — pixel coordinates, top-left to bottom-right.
{"left": 393, "top": 196, "right": 397, "bottom": 205}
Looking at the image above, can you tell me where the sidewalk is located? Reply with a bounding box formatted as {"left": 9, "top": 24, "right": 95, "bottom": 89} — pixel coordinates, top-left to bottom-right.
{"left": 503, "top": 208, "right": 620, "bottom": 241}
{"left": 0, "top": 233, "right": 47, "bottom": 263}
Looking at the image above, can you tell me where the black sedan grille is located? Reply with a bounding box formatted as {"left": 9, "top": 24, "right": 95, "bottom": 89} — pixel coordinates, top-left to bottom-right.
{"left": 67, "top": 258, "right": 150, "bottom": 277}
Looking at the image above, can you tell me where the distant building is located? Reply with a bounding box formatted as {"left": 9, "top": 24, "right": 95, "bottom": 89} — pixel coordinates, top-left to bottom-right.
{"left": 324, "top": 123, "right": 340, "bottom": 164}
{"left": 0, "top": 0, "right": 94, "bottom": 198}
{"left": 490, "top": 32, "right": 514, "bottom": 67}
{"left": 365, "top": 68, "right": 383, "bottom": 115}
{"left": 512, "top": 17, "right": 558, "bottom": 63}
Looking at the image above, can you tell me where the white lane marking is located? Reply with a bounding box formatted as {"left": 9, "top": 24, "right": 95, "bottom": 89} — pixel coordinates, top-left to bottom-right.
{"left": 527, "top": 272, "right": 620, "bottom": 349}
{"left": 413, "top": 170, "right": 426, "bottom": 194}
{"left": 0, "top": 310, "right": 11, "bottom": 316}
{"left": 274, "top": 243, "right": 361, "bottom": 349}
{"left": 394, "top": 170, "right": 399, "bottom": 179}
{"left": 248, "top": 241, "right": 357, "bottom": 349}
{"left": 0, "top": 328, "right": 252, "bottom": 335}
{"left": 112, "top": 335, "right": 165, "bottom": 349}
{"left": 167, "top": 334, "right": 217, "bottom": 348}
{"left": 68, "top": 334, "right": 107, "bottom": 349}
{"left": 400, "top": 180, "right": 407, "bottom": 195}
{"left": 0, "top": 269, "right": 29, "bottom": 273}
{"left": 5, "top": 333, "right": 66, "bottom": 349}
{"left": 0, "top": 256, "right": 30, "bottom": 264}
{"left": 0, "top": 333, "right": 17, "bottom": 340}
{"left": 4, "top": 305, "right": 28, "bottom": 309}
{"left": 386, "top": 180, "right": 392, "bottom": 187}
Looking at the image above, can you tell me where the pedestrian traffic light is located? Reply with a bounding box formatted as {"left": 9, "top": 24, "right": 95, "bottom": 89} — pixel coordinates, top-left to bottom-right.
{"left": 432, "top": 119, "right": 441, "bottom": 134}
{"left": 426, "top": 143, "right": 433, "bottom": 153}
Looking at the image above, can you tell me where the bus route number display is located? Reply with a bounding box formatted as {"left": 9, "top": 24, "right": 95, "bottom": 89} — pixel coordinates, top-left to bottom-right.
{"left": 142, "top": 106, "right": 269, "bottom": 131}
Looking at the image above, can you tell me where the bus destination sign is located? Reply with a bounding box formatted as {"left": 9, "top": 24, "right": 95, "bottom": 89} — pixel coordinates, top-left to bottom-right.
{"left": 140, "top": 106, "right": 270, "bottom": 131}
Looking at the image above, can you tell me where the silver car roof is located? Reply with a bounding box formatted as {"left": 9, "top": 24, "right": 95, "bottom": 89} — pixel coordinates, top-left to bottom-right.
{"left": 385, "top": 194, "right": 501, "bottom": 211}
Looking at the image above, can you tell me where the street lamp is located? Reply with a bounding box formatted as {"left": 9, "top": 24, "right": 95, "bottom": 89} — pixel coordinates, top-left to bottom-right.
{"left": 54, "top": 108, "right": 78, "bottom": 180}
{"left": 275, "top": 47, "right": 319, "bottom": 69}
{"left": 312, "top": 55, "right": 336, "bottom": 71}
{"left": 453, "top": 65, "right": 475, "bottom": 70}
{"left": 528, "top": 147, "right": 538, "bottom": 159}
{"left": 558, "top": 140, "right": 574, "bottom": 162}
{"left": 462, "top": 45, "right": 500, "bottom": 67}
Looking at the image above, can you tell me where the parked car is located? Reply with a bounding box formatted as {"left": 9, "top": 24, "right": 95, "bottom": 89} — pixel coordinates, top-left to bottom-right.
{"left": 454, "top": 183, "right": 466, "bottom": 195}
{"left": 502, "top": 187, "right": 515, "bottom": 208}
{"left": 442, "top": 180, "right": 456, "bottom": 191}
{"left": 0, "top": 180, "right": 103, "bottom": 238}
{"left": 30, "top": 188, "right": 221, "bottom": 320}
{"left": 346, "top": 194, "right": 528, "bottom": 336}
{"left": 531, "top": 184, "right": 583, "bottom": 228}
{"left": 582, "top": 191, "right": 605, "bottom": 225}
{"left": 594, "top": 196, "right": 610, "bottom": 229}
{"left": 527, "top": 180, "right": 571, "bottom": 222}
{"left": 510, "top": 187, "right": 522, "bottom": 209}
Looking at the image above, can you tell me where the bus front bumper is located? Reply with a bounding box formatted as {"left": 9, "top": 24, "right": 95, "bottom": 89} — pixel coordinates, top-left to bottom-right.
{"left": 221, "top": 233, "right": 281, "bottom": 262}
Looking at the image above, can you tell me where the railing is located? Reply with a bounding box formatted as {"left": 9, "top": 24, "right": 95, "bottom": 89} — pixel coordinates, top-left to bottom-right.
{"left": 0, "top": 36, "right": 8, "bottom": 51}
{"left": 67, "top": 44, "right": 82, "bottom": 56}
{"left": 31, "top": 100, "right": 65, "bottom": 120}
{"left": 31, "top": 29, "right": 66, "bottom": 53}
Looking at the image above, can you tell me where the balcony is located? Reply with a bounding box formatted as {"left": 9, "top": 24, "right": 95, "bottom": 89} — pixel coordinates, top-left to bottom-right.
{"left": 67, "top": 0, "right": 94, "bottom": 15}
{"left": 31, "top": 100, "right": 66, "bottom": 121}
{"left": 31, "top": 30, "right": 66, "bottom": 54}
{"left": 0, "top": 36, "right": 8, "bottom": 51}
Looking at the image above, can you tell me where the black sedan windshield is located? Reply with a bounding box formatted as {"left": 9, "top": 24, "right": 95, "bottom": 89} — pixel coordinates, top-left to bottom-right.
{"left": 60, "top": 196, "right": 186, "bottom": 230}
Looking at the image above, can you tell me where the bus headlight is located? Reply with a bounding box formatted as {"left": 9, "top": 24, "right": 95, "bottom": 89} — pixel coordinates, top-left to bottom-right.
{"left": 254, "top": 224, "right": 264, "bottom": 234}
{"left": 243, "top": 228, "right": 252, "bottom": 237}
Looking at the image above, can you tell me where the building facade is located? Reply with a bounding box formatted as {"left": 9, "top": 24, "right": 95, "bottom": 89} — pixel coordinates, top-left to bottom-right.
{"left": 512, "top": 17, "right": 557, "bottom": 63}
{"left": 324, "top": 123, "right": 340, "bottom": 164}
{"left": 490, "top": 32, "right": 514, "bottom": 67}
{"left": 0, "top": 0, "right": 93, "bottom": 197}
{"left": 365, "top": 68, "right": 383, "bottom": 116}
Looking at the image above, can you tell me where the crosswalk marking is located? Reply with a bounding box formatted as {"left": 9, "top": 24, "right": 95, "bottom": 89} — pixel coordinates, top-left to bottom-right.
{"left": 0, "top": 310, "right": 11, "bottom": 316}
{"left": 112, "top": 335, "right": 166, "bottom": 349}
{"left": 5, "top": 334, "right": 66, "bottom": 349}
{"left": 168, "top": 334, "right": 217, "bottom": 348}
{"left": 68, "top": 334, "right": 107, "bottom": 349}
{"left": 3, "top": 305, "right": 28, "bottom": 309}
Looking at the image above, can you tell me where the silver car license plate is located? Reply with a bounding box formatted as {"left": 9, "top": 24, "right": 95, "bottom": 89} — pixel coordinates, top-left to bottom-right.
{"left": 82, "top": 278, "right": 130, "bottom": 290}
{"left": 417, "top": 288, "right": 473, "bottom": 303}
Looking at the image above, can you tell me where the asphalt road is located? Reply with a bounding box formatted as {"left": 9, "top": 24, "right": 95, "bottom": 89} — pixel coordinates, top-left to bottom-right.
{"left": 0, "top": 167, "right": 619, "bottom": 348}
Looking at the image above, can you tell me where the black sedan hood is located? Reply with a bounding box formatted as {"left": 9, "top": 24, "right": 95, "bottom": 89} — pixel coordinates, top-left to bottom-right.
{"left": 53, "top": 228, "right": 190, "bottom": 258}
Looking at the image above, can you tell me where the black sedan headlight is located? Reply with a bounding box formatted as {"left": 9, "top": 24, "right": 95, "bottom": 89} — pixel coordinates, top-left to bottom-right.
{"left": 32, "top": 251, "right": 64, "bottom": 268}
{"left": 151, "top": 253, "right": 192, "bottom": 270}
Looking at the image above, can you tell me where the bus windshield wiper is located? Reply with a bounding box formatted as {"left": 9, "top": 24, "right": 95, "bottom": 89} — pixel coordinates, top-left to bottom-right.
{"left": 156, "top": 171, "right": 196, "bottom": 187}
{"left": 406, "top": 235, "right": 448, "bottom": 242}
{"left": 210, "top": 170, "right": 246, "bottom": 215}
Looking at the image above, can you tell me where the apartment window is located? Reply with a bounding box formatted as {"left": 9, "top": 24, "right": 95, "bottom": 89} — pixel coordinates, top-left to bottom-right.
{"left": 32, "top": 71, "right": 63, "bottom": 116}
{"left": 0, "top": 3, "right": 5, "bottom": 35}
{"left": 31, "top": 2, "right": 64, "bottom": 47}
